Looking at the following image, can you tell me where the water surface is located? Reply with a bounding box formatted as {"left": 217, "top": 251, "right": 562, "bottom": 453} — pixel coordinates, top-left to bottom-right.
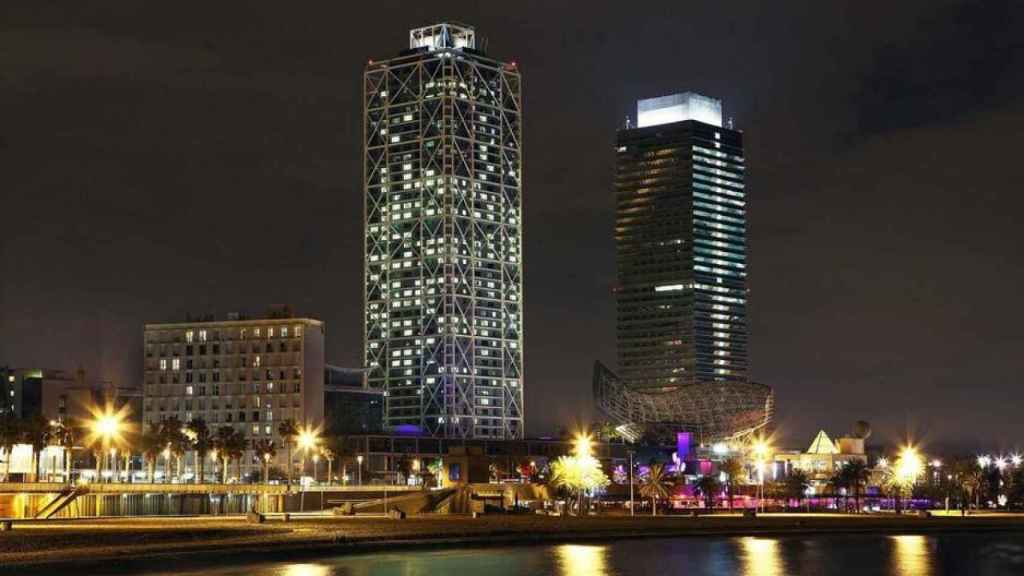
{"left": 137, "top": 532, "right": 1024, "bottom": 575}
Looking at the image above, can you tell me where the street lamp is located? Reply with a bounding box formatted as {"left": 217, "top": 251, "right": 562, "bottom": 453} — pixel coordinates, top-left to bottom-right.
{"left": 978, "top": 455, "right": 991, "bottom": 469}
{"left": 751, "top": 437, "right": 773, "bottom": 513}
{"left": 87, "top": 407, "right": 126, "bottom": 482}
{"left": 109, "top": 448, "right": 118, "bottom": 484}
{"left": 357, "top": 455, "right": 364, "bottom": 485}
{"left": 1012, "top": 454, "right": 1022, "bottom": 468}
{"left": 573, "top": 433, "right": 594, "bottom": 460}
{"left": 209, "top": 449, "right": 218, "bottom": 484}
{"left": 162, "top": 447, "right": 171, "bottom": 484}
{"left": 893, "top": 446, "right": 924, "bottom": 513}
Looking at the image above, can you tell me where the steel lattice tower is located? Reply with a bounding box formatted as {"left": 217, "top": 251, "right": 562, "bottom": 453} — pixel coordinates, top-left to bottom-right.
{"left": 363, "top": 23, "right": 524, "bottom": 439}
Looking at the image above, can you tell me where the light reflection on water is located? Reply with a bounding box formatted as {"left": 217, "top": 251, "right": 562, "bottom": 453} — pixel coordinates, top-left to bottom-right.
{"left": 555, "top": 544, "right": 610, "bottom": 576}
{"left": 890, "top": 535, "right": 933, "bottom": 576}
{"left": 159, "top": 532, "right": 1024, "bottom": 576}
{"left": 738, "top": 537, "right": 785, "bottom": 576}
{"left": 275, "top": 564, "right": 330, "bottom": 576}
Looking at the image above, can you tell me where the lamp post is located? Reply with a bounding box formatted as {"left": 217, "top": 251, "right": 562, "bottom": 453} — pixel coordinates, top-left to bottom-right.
{"left": 629, "top": 450, "right": 635, "bottom": 517}
{"left": 88, "top": 409, "right": 125, "bottom": 483}
{"left": 751, "top": 438, "right": 772, "bottom": 513}
{"left": 297, "top": 426, "right": 319, "bottom": 512}
{"left": 209, "top": 450, "right": 218, "bottom": 485}
{"left": 162, "top": 447, "right": 171, "bottom": 484}
{"left": 357, "top": 455, "right": 364, "bottom": 486}
{"left": 893, "top": 446, "right": 923, "bottom": 514}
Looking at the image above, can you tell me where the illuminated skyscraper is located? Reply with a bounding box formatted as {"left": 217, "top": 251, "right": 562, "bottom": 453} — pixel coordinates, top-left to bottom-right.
{"left": 615, "top": 93, "right": 748, "bottom": 389}
{"left": 363, "top": 23, "right": 524, "bottom": 439}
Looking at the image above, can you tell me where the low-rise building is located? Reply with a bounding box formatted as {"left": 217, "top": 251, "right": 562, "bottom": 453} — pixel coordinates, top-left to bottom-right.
{"left": 774, "top": 429, "right": 869, "bottom": 486}
{"left": 143, "top": 312, "right": 325, "bottom": 479}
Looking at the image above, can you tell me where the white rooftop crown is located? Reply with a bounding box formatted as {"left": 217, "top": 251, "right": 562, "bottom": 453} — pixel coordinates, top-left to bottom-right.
{"left": 409, "top": 23, "right": 476, "bottom": 51}
{"left": 637, "top": 92, "right": 722, "bottom": 128}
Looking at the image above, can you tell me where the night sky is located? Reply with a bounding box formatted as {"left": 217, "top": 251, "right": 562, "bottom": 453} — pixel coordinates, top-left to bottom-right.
{"left": 3, "top": 1, "right": 1023, "bottom": 451}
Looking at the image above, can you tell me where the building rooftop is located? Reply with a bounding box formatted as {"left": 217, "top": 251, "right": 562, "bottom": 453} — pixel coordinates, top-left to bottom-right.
{"left": 145, "top": 306, "right": 323, "bottom": 328}
{"left": 409, "top": 22, "right": 475, "bottom": 51}
{"left": 637, "top": 92, "right": 722, "bottom": 128}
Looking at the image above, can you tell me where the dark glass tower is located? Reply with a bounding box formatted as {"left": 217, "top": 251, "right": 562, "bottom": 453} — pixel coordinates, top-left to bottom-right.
{"left": 614, "top": 93, "right": 747, "bottom": 390}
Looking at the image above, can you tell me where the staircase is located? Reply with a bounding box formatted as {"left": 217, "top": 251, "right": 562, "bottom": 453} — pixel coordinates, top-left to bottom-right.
{"left": 35, "top": 486, "right": 85, "bottom": 519}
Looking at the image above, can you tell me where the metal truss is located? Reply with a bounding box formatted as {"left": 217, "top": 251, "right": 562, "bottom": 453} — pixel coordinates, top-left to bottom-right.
{"left": 593, "top": 361, "right": 773, "bottom": 445}
{"left": 364, "top": 37, "right": 524, "bottom": 440}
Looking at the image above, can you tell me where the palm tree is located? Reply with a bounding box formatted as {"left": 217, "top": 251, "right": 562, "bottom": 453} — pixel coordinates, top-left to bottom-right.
{"left": 254, "top": 439, "right": 275, "bottom": 484}
{"left": 827, "top": 469, "right": 847, "bottom": 511}
{"left": 322, "top": 447, "right": 336, "bottom": 486}
{"left": 186, "top": 418, "right": 212, "bottom": 483}
{"left": 321, "top": 433, "right": 348, "bottom": 485}
{"left": 277, "top": 419, "right": 298, "bottom": 487}
{"left": 0, "top": 415, "right": 22, "bottom": 482}
{"left": 841, "top": 460, "right": 870, "bottom": 513}
{"left": 22, "top": 414, "right": 52, "bottom": 482}
{"left": 139, "top": 424, "right": 164, "bottom": 482}
{"left": 159, "top": 416, "right": 188, "bottom": 481}
{"left": 226, "top": 430, "right": 247, "bottom": 483}
{"left": 719, "top": 457, "right": 744, "bottom": 510}
{"left": 694, "top": 475, "right": 721, "bottom": 510}
{"left": 640, "top": 463, "right": 673, "bottom": 516}
{"left": 54, "top": 421, "right": 76, "bottom": 484}
{"left": 783, "top": 469, "right": 811, "bottom": 510}
{"left": 215, "top": 426, "right": 236, "bottom": 483}
{"left": 957, "top": 461, "right": 984, "bottom": 511}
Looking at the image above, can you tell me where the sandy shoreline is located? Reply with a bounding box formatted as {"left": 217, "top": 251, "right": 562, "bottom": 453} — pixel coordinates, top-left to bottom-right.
{"left": 3, "top": 513, "right": 1024, "bottom": 574}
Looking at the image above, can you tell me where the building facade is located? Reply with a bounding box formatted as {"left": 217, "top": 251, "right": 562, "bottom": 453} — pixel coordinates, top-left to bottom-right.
{"left": 615, "top": 93, "right": 747, "bottom": 389}
{"left": 324, "top": 365, "right": 383, "bottom": 435}
{"left": 363, "top": 23, "right": 524, "bottom": 439}
{"left": 143, "top": 314, "right": 325, "bottom": 477}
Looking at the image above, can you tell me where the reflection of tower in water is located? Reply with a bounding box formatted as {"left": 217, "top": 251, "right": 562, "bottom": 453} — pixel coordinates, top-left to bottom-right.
{"left": 890, "top": 535, "right": 934, "bottom": 576}
{"left": 556, "top": 544, "right": 610, "bottom": 576}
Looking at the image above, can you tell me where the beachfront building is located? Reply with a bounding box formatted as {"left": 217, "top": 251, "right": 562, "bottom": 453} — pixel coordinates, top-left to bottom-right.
{"left": 142, "top": 311, "right": 325, "bottom": 480}
{"left": 363, "top": 23, "right": 525, "bottom": 439}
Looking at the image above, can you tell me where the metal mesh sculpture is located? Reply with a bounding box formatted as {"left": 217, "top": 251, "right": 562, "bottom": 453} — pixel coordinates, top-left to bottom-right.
{"left": 593, "top": 361, "right": 772, "bottom": 444}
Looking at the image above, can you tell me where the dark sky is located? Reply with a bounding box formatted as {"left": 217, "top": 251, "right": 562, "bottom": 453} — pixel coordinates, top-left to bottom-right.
{"left": 3, "top": 1, "right": 1023, "bottom": 451}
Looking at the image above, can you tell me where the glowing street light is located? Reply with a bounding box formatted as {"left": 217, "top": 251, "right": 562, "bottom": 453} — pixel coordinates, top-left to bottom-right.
{"left": 750, "top": 437, "right": 773, "bottom": 513}
{"left": 298, "top": 428, "right": 319, "bottom": 452}
{"left": 978, "top": 455, "right": 991, "bottom": 468}
{"left": 357, "top": 454, "right": 364, "bottom": 485}
{"left": 995, "top": 457, "right": 1008, "bottom": 471}
{"left": 891, "top": 445, "right": 924, "bottom": 513}
{"left": 877, "top": 457, "right": 889, "bottom": 469}
{"left": 86, "top": 405, "right": 127, "bottom": 483}
{"left": 1012, "top": 454, "right": 1022, "bottom": 467}
{"left": 895, "top": 447, "right": 924, "bottom": 484}
{"left": 573, "top": 433, "right": 594, "bottom": 460}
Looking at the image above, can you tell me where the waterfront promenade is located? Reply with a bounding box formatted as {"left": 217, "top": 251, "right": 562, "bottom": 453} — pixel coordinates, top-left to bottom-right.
{"left": 3, "top": 512, "right": 1024, "bottom": 574}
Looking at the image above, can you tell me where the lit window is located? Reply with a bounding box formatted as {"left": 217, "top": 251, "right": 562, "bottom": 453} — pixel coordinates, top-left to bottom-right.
{"left": 185, "top": 330, "right": 194, "bottom": 343}
{"left": 199, "top": 330, "right": 208, "bottom": 342}
{"left": 172, "top": 358, "right": 181, "bottom": 370}
{"left": 186, "top": 386, "right": 194, "bottom": 396}
{"left": 160, "top": 359, "right": 167, "bottom": 371}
